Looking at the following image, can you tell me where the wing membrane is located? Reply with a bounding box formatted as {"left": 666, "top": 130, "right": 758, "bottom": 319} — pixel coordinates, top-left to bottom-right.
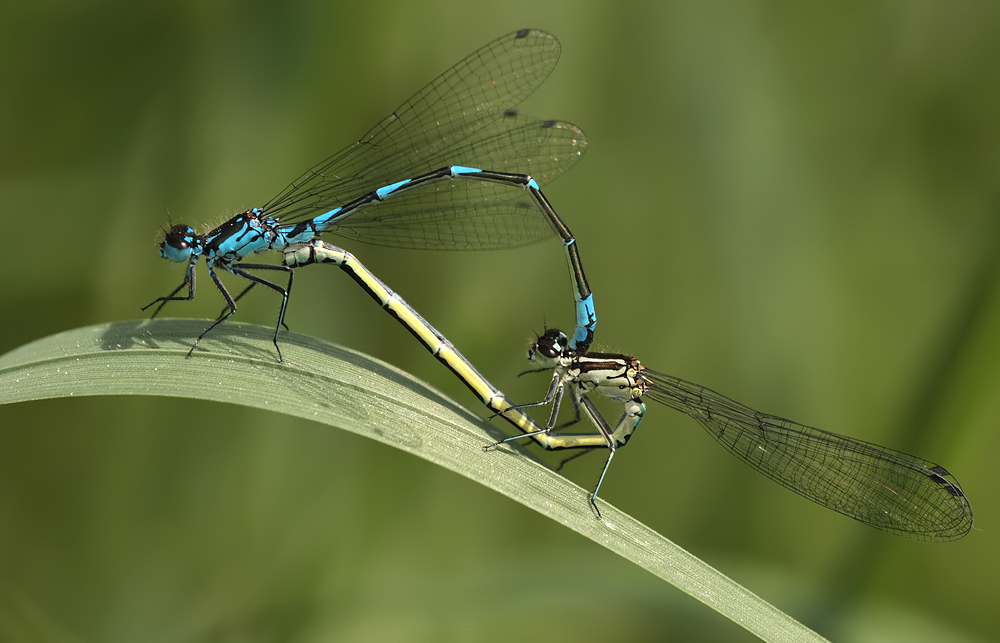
{"left": 640, "top": 368, "right": 973, "bottom": 541}
{"left": 266, "top": 29, "right": 563, "bottom": 222}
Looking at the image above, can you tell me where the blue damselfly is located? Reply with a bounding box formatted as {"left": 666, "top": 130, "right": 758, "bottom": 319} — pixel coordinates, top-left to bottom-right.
{"left": 145, "top": 29, "right": 595, "bottom": 360}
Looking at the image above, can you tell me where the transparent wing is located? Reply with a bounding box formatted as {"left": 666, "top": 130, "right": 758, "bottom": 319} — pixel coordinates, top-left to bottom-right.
{"left": 330, "top": 116, "right": 587, "bottom": 250}
{"left": 639, "top": 368, "right": 973, "bottom": 541}
{"left": 265, "top": 29, "right": 563, "bottom": 223}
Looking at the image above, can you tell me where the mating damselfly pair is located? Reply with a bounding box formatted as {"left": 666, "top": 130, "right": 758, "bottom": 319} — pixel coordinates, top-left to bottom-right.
{"left": 146, "top": 29, "right": 973, "bottom": 542}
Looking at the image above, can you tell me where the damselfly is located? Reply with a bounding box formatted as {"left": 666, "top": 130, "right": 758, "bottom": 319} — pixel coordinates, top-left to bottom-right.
{"left": 488, "top": 328, "right": 973, "bottom": 541}
{"left": 144, "top": 29, "right": 595, "bottom": 360}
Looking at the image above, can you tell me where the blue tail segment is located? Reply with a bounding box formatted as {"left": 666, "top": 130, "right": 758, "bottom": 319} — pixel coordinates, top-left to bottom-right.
{"left": 574, "top": 293, "right": 597, "bottom": 350}
{"left": 525, "top": 181, "right": 595, "bottom": 353}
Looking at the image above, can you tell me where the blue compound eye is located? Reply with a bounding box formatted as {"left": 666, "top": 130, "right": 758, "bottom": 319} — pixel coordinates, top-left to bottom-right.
{"left": 160, "top": 225, "right": 197, "bottom": 262}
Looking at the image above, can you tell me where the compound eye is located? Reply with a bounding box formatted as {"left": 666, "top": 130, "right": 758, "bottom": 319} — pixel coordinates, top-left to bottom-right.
{"left": 528, "top": 328, "right": 570, "bottom": 364}
{"left": 536, "top": 329, "right": 568, "bottom": 359}
{"left": 164, "top": 225, "right": 194, "bottom": 249}
{"left": 538, "top": 342, "right": 561, "bottom": 359}
{"left": 160, "top": 225, "right": 197, "bottom": 262}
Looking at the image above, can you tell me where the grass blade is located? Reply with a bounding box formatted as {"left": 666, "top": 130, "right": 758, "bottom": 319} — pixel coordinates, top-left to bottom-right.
{"left": 0, "top": 320, "right": 826, "bottom": 643}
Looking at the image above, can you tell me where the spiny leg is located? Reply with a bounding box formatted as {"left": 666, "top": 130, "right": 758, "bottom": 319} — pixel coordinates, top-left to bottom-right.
{"left": 229, "top": 263, "right": 295, "bottom": 361}
{"left": 484, "top": 378, "right": 567, "bottom": 450}
{"left": 187, "top": 268, "right": 241, "bottom": 358}
{"left": 215, "top": 278, "right": 290, "bottom": 332}
{"left": 217, "top": 282, "right": 256, "bottom": 322}
{"left": 578, "top": 395, "right": 621, "bottom": 519}
{"left": 142, "top": 262, "right": 196, "bottom": 318}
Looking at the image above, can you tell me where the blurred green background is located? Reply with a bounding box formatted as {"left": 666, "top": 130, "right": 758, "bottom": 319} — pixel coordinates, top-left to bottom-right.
{"left": 1, "top": 1, "right": 998, "bottom": 641}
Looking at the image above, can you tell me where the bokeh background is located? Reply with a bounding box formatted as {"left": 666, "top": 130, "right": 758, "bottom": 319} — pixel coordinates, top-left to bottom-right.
{"left": 1, "top": 1, "right": 998, "bottom": 641}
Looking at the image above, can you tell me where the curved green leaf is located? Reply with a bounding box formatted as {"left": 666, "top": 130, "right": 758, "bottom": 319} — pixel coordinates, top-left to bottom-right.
{"left": 0, "top": 320, "right": 826, "bottom": 643}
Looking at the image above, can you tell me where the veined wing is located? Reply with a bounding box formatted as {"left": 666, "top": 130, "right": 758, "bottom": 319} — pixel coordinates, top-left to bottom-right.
{"left": 329, "top": 116, "right": 587, "bottom": 250}
{"left": 265, "top": 29, "right": 562, "bottom": 222}
{"left": 639, "top": 368, "right": 973, "bottom": 541}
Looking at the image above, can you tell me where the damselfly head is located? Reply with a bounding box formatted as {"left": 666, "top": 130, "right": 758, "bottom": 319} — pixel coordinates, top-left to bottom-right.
{"left": 159, "top": 224, "right": 198, "bottom": 263}
{"left": 528, "top": 328, "right": 568, "bottom": 367}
